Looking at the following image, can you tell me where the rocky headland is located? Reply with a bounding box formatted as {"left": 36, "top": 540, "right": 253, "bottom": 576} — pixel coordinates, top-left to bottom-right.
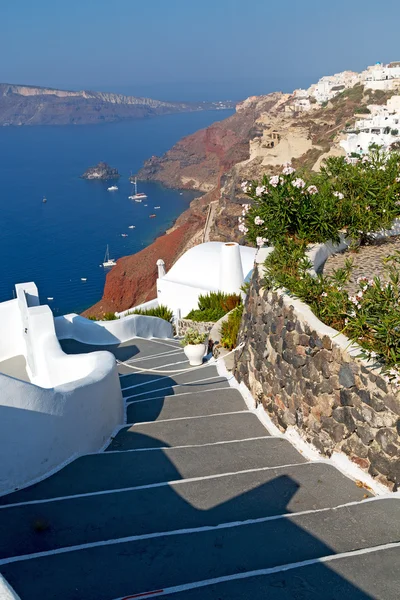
{"left": 81, "top": 162, "right": 119, "bottom": 180}
{"left": 0, "top": 83, "right": 234, "bottom": 126}
{"left": 85, "top": 83, "right": 398, "bottom": 317}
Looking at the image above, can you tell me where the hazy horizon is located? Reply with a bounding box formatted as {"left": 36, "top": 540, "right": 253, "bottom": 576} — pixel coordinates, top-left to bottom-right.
{"left": 2, "top": 0, "right": 400, "bottom": 103}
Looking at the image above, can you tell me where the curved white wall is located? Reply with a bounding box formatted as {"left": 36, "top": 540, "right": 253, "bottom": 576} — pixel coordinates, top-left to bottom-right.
{"left": 55, "top": 312, "right": 173, "bottom": 346}
{"left": 0, "top": 299, "right": 24, "bottom": 362}
{"left": 0, "top": 351, "right": 123, "bottom": 495}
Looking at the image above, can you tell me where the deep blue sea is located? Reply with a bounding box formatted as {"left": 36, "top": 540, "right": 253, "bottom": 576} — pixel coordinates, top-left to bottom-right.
{"left": 0, "top": 110, "right": 233, "bottom": 315}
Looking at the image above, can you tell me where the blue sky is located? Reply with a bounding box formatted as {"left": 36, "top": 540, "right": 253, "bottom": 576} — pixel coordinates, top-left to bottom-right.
{"left": 1, "top": 0, "right": 400, "bottom": 100}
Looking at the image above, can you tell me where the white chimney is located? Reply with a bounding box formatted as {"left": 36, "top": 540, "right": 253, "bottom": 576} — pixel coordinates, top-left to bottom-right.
{"left": 219, "top": 243, "right": 244, "bottom": 294}
{"left": 156, "top": 259, "right": 166, "bottom": 278}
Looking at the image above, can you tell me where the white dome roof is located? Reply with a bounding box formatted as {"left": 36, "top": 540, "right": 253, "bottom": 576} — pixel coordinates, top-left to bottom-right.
{"left": 162, "top": 242, "right": 256, "bottom": 290}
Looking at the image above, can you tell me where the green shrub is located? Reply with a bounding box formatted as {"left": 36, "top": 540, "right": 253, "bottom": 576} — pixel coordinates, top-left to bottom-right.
{"left": 180, "top": 328, "right": 208, "bottom": 346}
{"left": 241, "top": 148, "right": 400, "bottom": 249}
{"left": 354, "top": 106, "right": 371, "bottom": 114}
{"left": 102, "top": 312, "right": 119, "bottom": 321}
{"left": 87, "top": 315, "right": 98, "bottom": 321}
{"left": 318, "top": 148, "right": 400, "bottom": 243}
{"left": 186, "top": 307, "right": 226, "bottom": 322}
{"left": 263, "top": 238, "right": 400, "bottom": 379}
{"left": 126, "top": 304, "right": 173, "bottom": 323}
{"left": 240, "top": 168, "right": 341, "bottom": 248}
{"left": 185, "top": 292, "right": 241, "bottom": 322}
{"left": 220, "top": 305, "right": 244, "bottom": 350}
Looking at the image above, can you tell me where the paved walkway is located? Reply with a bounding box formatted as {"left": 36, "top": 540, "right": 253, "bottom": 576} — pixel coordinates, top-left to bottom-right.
{"left": 323, "top": 235, "right": 400, "bottom": 295}
{"left": 0, "top": 338, "right": 399, "bottom": 599}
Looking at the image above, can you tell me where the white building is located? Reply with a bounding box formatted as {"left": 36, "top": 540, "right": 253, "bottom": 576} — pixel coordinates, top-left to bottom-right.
{"left": 362, "top": 62, "right": 400, "bottom": 91}
{"left": 341, "top": 96, "right": 400, "bottom": 155}
{"left": 119, "top": 242, "right": 257, "bottom": 320}
{"left": 308, "top": 71, "right": 360, "bottom": 104}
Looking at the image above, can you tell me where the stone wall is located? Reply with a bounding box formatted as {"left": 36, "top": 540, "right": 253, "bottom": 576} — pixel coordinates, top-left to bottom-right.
{"left": 234, "top": 265, "right": 400, "bottom": 490}
{"left": 176, "top": 318, "right": 215, "bottom": 337}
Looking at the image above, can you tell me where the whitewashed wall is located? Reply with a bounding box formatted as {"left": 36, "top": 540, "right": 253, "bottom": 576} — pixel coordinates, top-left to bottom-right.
{"left": 0, "top": 351, "right": 123, "bottom": 495}
{"left": 0, "top": 299, "right": 24, "bottom": 362}
{"left": 55, "top": 312, "right": 173, "bottom": 345}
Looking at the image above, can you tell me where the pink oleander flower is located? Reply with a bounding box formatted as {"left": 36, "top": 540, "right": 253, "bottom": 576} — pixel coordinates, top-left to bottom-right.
{"left": 362, "top": 156, "right": 370, "bottom": 163}
{"left": 292, "top": 178, "right": 306, "bottom": 189}
{"left": 269, "top": 175, "right": 280, "bottom": 187}
{"left": 396, "top": 177, "right": 400, "bottom": 183}
{"left": 333, "top": 191, "right": 344, "bottom": 199}
{"left": 321, "top": 292, "right": 328, "bottom": 297}
{"left": 282, "top": 163, "right": 296, "bottom": 175}
{"left": 256, "top": 236, "right": 268, "bottom": 247}
{"left": 255, "top": 185, "right": 267, "bottom": 197}
{"left": 307, "top": 185, "right": 318, "bottom": 195}
{"left": 254, "top": 216, "right": 265, "bottom": 225}
{"left": 242, "top": 203, "right": 250, "bottom": 214}
{"left": 238, "top": 224, "right": 249, "bottom": 234}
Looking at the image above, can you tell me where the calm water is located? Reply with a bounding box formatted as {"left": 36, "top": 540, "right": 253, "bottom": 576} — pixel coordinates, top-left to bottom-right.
{"left": 0, "top": 110, "right": 233, "bottom": 314}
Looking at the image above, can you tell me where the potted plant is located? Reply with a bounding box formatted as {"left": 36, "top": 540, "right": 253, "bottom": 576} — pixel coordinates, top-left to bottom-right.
{"left": 181, "top": 328, "right": 208, "bottom": 366}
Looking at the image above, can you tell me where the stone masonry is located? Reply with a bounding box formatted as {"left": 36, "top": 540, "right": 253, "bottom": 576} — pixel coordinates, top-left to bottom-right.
{"left": 176, "top": 318, "right": 215, "bottom": 337}
{"left": 234, "top": 265, "right": 400, "bottom": 490}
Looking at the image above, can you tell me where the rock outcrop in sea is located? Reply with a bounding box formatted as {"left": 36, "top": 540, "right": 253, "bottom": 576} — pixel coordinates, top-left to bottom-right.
{"left": 81, "top": 162, "right": 119, "bottom": 180}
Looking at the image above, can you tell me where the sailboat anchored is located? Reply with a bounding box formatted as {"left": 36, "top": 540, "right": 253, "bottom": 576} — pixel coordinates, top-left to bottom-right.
{"left": 102, "top": 245, "right": 116, "bottom": 268}
{"left": 129, "top": 177, "right": 147, "bottom": 202}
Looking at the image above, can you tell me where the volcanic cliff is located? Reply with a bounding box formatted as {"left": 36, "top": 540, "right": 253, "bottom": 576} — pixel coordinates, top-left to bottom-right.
{"left": 85, "top": 84, "right": 396, "bottom": 317}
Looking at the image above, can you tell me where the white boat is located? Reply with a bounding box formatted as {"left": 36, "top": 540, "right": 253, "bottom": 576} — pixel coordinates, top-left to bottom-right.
{"left": 81, "top": 278, "right": 87, "bottom": 282}
{"left": 154, "top": 206, "right": 160, "bottom": 209}
{"left": 128, "top": 225, "right": 136, "bottom": 229}
{"left": 102, "top": 245, "right": 117, "bottom": 268}
{"left": 47, "top": 297, "right": 53, "bottom": 301}
{"left": 129, "top": 177, "right": 147, "bottom": 201}
{"left": 107, "top": 185, "right": 118, "bottom": 191}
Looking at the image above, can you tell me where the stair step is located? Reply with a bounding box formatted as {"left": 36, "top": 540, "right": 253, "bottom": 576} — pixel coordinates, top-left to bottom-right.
{"left": 2, "top": 499, "right": 399, "bottom": 600}
{"left": 126, "top": 388, "right": 247, "bottom": 423}
{"left": 107, "top": 412, "right": 269, "bottom": 451}
{"left": 160, "top": 545, "right": 400, "bottom": 600}
{"left": 120, "top": 367, "right": 227, "bottom": 393}
{"left": 0, "top": 438, "right": 305, "bottom": 505}
{"left": 118, "top": 352, "right": 188, "bottom": 373}
{"left": 0, "top": 463, "right": 372, "bottom": 560}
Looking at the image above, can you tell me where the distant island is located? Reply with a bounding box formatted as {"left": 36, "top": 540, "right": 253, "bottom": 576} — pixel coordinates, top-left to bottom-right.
{"left": 81, "top": 162, "right": 119, "bottom": 180}
{"left": 0, "top": 83, "right": 235, "bottom": 126}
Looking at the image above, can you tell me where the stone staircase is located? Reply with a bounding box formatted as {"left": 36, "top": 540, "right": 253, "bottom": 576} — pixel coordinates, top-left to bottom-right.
{"left": 0, "top": 337, "right": 399, "bottom": 600}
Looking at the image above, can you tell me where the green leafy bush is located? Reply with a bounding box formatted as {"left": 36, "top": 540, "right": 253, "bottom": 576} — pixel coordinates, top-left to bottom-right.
{"left": 241, "top": 147, "right": 400, "bottom": 248}
{"left": 126, "top": 305, "right": 173, "bottom": 323}
{"left": 263, "top": 238, "right": 400, "bottom": 381}
{"left": 180, "top": 328, "right": 208, "bottom": 346}
{"left": 318, "top": 149, "right": 400, "bottom": 243}
{"left": 242, "top": 147, "right": 400, "bottom": 378}
{"left": 354, "top": 106, "right": 371, "bottom": 114}
{"left": 185, "top": 292, "right": 241, "bottom": 322}
{"left": 220, "top": 305, "right": 244, "bottom": 350}
{"left": 240, "top": 167, "right": 341, "bottom": 247}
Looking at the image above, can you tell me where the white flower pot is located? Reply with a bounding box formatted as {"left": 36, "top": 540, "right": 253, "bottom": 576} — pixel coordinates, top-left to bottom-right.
{"left": 183, "top": 343, "right": 206, "bottom": 366}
